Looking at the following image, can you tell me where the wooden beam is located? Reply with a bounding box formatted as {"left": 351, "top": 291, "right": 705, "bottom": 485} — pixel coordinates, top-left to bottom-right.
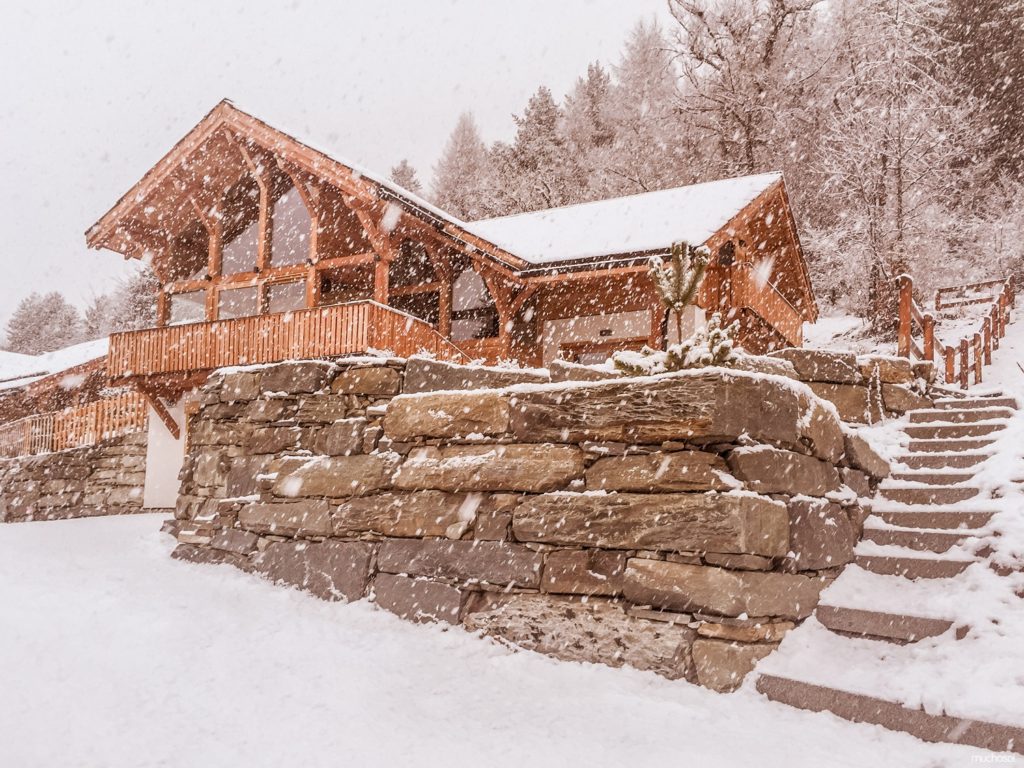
{"left": 136, "top": 385, "right": 180, "bottom": 440}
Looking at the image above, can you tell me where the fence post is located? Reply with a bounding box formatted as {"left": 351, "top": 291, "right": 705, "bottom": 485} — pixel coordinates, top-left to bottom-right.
{"left": 944, "top": 345, "right": 956, "bottom": 385}
{"left": 991, "top": 306, "right": 1000, "bottom": 349}
{"left": 1008, "top": 276, "right": 1016, "bottom": 308}
{"left": 983, "top": 317, "right": 992, "bottom": 365}
{"left": 898, "top": 275, "right": 913, "bottom": 358}
{"left": 973, "top": 333, "right": 983, "bottom": 385}
{"left": 923, "top": 313, "right": 935, "bottom": 361}
{"left": 959, "top": 338, "right": 969, "bottom": 389}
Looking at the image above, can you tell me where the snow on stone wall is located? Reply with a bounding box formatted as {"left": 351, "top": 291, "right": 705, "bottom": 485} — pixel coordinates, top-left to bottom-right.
{"left": 169, "top": 355, "right": 891, "bottom": 692}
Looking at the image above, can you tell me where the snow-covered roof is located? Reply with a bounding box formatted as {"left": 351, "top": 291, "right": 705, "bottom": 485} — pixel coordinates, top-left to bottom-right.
{"left": 0, "top": 337, "right": 109, "bottom": 392}
{"left": 465, "top": 173, "right": 782, "bottom": 265}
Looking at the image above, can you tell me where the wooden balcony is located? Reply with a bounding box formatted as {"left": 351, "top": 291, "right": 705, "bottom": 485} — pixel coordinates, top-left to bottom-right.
{"left": 108, "top": 301, "right": 468, "bottom": 382}
{"left": 0, "top": 393, "right": 147, "bottom": 458}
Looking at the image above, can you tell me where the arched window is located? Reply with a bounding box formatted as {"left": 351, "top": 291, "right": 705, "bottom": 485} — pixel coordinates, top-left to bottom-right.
{"left": 221, "top": 176, "right": 260, "bottom": 274}
{"left": 271, "top": 186, "right": 312, "bottom": 266}
{"left": 451, "top": 268, "right": 498, "bottom": 340}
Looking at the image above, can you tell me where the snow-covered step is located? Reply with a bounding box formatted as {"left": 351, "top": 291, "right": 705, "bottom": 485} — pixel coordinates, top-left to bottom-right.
{"left": 934, "top": 396, "right": 1017, "bottom": 410}
{"left": 854, "top": 554, "right": 975, "bottom": 579}
{"left": 909, "top": 407, "right": 1014, "bottom": 424}
{"left": 861, "top": 527, "right": 969, "bottom": 554}
{"left": 870, "top": 508, "right": 994, "bottom": 529}
{"left": 756, "top": 675, "right": 1024, "bottom": 754}
{"left": 908, "top": 438, "right": 996, "bottom": 453}
{"left": 878, "top": 486, "right": 980, "bottom": 505}
{"left": 904, "top": 422, "right": 1007, "bottom": 440}
{"left": 814, "top": 605, "right": 962, "bottom": 644}
{"left": 897, "top": 452, "right": 990, "bottom": 469}
{"left": 890, "top": 471, "right": 975, "bottom": 485}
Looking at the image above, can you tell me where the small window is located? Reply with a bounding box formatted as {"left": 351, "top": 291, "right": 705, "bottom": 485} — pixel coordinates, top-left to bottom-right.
{"left": 451, "top": 269, "right": 499, "bottom": 340}
{"left": 271, "top": 189, "right": 311, "bottom": 266}
{"left": 267, "top": 280, "right": 306, "bottom": 314}
{"left": 218, "top": 286, "right": 260, "bottom": 320}
{"left": 168, "top": 290, "right": 206, "bottom": 326}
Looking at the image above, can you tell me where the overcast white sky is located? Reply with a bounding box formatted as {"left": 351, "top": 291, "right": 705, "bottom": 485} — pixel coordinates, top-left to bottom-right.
{"left": 0, "top": 0, "right": 670, "bottom": 330}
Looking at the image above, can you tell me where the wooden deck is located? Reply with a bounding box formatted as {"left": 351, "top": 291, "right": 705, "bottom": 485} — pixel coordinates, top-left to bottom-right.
{"left": 0, "top": 392, "right": 148, "bottom": 458}
{"left": 107, "top": 301, "right": 469, "bottom": 381}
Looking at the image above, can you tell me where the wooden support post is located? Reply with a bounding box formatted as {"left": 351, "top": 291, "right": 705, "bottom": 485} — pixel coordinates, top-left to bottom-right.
{"left": 973, "top": 333, "right": 983, "bottom": 385}
{"left": 897, "top": 275, "right": 913, "bottom": 358}
{"left": 959, "top": 338, "right": 969, "bottom": 390}
{"left": 137, "top": 386, "right": 180, "bottom": 441}
{"left": 943, "top": 345, "right": 955, "bottom": 385}
{"left": 156, "top": 289, "right": 170, "bottom": 327}
{"left": 438, "top": 278, "right": 452, "bottom": 338}
{"left": 922, "top": 313, "right": 935, "bottom": 362}
{"left": 373, "top": 258, "right": 389, "bottom": 304}
{"left": 649, "top": 304, "right": 667, "bottom": 350}
{"left": 991, "top": 306, "right": 1000, "bottom": 349}
{"left": 983, "top": 317, "right": 992, "bottom": 365}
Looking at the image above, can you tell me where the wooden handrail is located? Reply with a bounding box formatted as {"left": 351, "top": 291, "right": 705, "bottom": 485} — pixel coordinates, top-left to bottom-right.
{"left": 0, "top": 392, "right": 148, "bottom": 459}
{"left": 108, "top": 301, "right": 470, "bottom": 380}
{"left": 898, "top": 274, "right": 1015, "bottom": 389}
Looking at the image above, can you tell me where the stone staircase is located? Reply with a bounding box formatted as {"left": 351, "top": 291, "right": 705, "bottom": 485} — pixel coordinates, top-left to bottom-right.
{"left": 757, "top": 391, "right": 1024, "bottom": 754}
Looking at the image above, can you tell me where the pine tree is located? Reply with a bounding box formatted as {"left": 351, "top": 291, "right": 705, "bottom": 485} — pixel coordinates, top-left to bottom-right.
{"left": 389, "top": 159, "right": 423, "bottom": 195}
{"left": 650, "top": 241, "right": 710, "bottom": 342}
{"left": 3, "top": 292, "right": 83, "bottom": 355}
{"left": 431, "top": 112, "right": 492, "bottom": 220}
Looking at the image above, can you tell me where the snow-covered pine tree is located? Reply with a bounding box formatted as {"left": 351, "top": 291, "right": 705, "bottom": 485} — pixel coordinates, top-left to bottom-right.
{"left": 650, "top": 240, "right": 710, "bottom": 343}
{"left": 389, "top": 159, "right": 423, "bottom": 195}
{"left": 431, "top": 112, "right": 492, "bottom": 220}
{"left": 3, "top": 291, "right": 83, "bottom": 354}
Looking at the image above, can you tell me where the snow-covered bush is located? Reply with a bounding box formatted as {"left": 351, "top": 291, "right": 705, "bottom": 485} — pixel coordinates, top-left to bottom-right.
{"left": 614, "top": 312, "right": 740, "bottom": 375}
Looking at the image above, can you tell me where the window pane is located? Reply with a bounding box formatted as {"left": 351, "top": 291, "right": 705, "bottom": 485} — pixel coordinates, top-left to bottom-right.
{"left": 453, "top": 269, "right": 492, "bottom": 311}
{"left": 218, "top": 286, "right": 260, "bottom": 320}
{"left": 222, "top": 220, "right": 259, "bottom": 275}
{"left": 271, "top": 190, "right": 311, "bottom": 266}
{"left": 267, "top": 281, "right": 306, "bottom": 314}
{"left": 168, "top": 290, "right": 206, "bottom": 326}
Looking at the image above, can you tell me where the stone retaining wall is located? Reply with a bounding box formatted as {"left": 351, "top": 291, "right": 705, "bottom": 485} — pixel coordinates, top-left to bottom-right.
{"left": 171, "top": 357, "right": 889, "bottom": 691}
{"left": 0, "top": 431, "right": 147, "bottom": 522}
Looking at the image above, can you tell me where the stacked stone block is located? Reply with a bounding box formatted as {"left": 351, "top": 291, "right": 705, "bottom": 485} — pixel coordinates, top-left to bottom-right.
{"left": 172, "top": 358, "right": 889, "bottom": 692}
{"left": 0, "top": 431, "right": 146, "bottom": 522}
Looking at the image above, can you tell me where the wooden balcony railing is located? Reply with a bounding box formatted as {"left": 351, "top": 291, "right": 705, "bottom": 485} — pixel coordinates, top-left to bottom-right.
{"left": 108, "top": 301, "right": 469, "bottom": 381}
{"left": 898, "top": 275, "right": 1015, "bottom": 389}
{"left": 0, "top": 392, "right": 148, "bottom": 459}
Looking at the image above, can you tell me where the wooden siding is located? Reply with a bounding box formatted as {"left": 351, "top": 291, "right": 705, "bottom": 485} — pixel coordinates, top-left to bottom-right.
{"left": 107, "top": 301, "right": 468, "bottom": 380}
{"left": 0, "top": 392, "right": 147, "bottom": 458}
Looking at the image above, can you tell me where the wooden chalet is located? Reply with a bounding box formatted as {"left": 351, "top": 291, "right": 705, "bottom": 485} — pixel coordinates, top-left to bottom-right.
{"left": 82, "top": 100, "right": 817, "bottom": 506}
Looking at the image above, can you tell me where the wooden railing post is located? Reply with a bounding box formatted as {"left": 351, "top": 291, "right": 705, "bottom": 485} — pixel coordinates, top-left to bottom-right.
{"left": 991, "top": 306, "right": 1000, "bottom": 349}
{"left": 973, "top": 333, "right": 983, "bottom": 384}
{"left": 897, "top": 275, "right": 913, "bottom": 358}
{"left": 959, "top": 338, "right": 969, "bottom": 390}
{"left": 944, "top": 345, "right": 955, "bottom": 385}
{"left": 983, "top": 317, "right": 992, "bottom": 366}
{"left": 922, "top": 313, "right": 935, "bottom": 362}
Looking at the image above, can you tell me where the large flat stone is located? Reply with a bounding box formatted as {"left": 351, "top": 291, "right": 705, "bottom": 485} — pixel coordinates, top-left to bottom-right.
{"left": 210, "top": 528, "right": 260, "bottom": 555}
{"left": 585, "top": 451, "right": 733, "bottom": 492}
{"left": 260, "top": 361, "right": 332, "bottom": 394}
{"left": 253, "top": 539, "right": 374, "bottom": 601}
{"left": 692, "top": 639, "right": 778, "bottom": 692}
{"left": 508, "top": 371, "right": 843, "bottom": 462}
{"left": 333, "top": 491, "right": 472, "bottom": 538}
{"left": 225, "top": 456, "right": 272, "bottom": 498}
{"left": 463, "top": 595, "right": 697, "bottom": 681}
{"left": 623, "top": 559, "right": 828, "bottom": 620}
{"left": 770, "top": 349, "right": 860, "bottom": 384}
{"left": 331, "top": 365, "right": 402, "bottom": 396}
{"left": 513, "top": 492, "right": 789, "bottom": 557}
{"left": 384, "top": 392, "right": 510, "bottom": 440}
{"left": 726, "top": 446, "right": 841, "bottom": 496}
{"left": 393, "top": 444, "right": 585, "bottom": 493}
{"left": 237, "top": 500, "right": 333, "bottom": 537}
{"left": 219, "top": 371, "right": 261, "bottom": 401}
{"left": 376, "top": 538, "right": 543, "bottom": 587}
{"left": 403, "top": 357, "right": 548, "bottom": 393}
{"left": 312, "top": 418, "right": 367, "bottom": 456}
{"left": 541, "top": 549, "right": 626, "bottom": 596}
{"left": 882, "top": 384, "right": 933, "bottom": 414}
{"left": 807, "top": 382, "right": 883, "bottom": 424}
{"left": 272, "top": 454, "right": 398, "bottom": 498}
{"left": 245, "top": 426, "right": 310, "bottom": 455}
{"left": 372, "top": 573, "right": 466, "bottom": 623}
{"left": 787, "top": 498, "right": 857, "bottom": 571}
{"left": 858, "top": 355, "right": 914, "bottom": 384}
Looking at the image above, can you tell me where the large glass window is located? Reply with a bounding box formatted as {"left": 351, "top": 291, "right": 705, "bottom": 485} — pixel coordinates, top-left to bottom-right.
{"left": 218, "top": 286, "right": 260, "bottom": 320}
{"left": 168, "top": 290, "right": 207, "bottom": 326}
{"left": 451, "top": 269, "right": 499, "bottom": 340}
{"left": 221, "top": 178, "right": 260, "bottom": 274}
{"left": 271, "top": 188, "right": 311, "bottom": 266}
{"left": 222, "top": 220, "right": 259, "bottom": 275}
{"left": 267, "top": 280, "right": 306, "bottom": 314}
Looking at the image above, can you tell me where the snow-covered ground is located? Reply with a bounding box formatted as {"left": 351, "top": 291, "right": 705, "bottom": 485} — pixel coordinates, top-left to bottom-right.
{"left": 0, "top": 514, "right": 983, "bottom": 767}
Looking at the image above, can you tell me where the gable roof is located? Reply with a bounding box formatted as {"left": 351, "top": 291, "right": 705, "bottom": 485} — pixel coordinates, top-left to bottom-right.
{"left": 466, "top": 172, "right": 782, "bottom": 264}
{"left": 0, "top": 338, "right": 109, "bottom": 392}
